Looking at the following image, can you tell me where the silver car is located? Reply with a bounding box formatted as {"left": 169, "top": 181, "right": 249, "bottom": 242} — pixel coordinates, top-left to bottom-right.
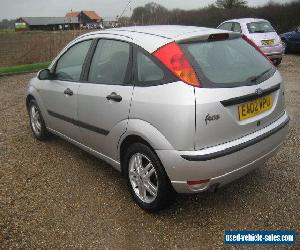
{"left": 26, "top": 26, "right": 289, "bottom": 211}
{"left": 218, "top": 18, "right": 285, "bottom": 66}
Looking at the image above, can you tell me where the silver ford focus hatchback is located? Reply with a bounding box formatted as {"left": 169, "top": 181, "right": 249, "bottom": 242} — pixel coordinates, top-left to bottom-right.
{"left": 26, "top": 26, "right": 289, "bottom": 211}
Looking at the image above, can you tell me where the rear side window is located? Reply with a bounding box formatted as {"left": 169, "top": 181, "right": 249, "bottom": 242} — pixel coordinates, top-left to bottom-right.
{"left": 247, "top": 22, "right": 275, "bottom": 33}
{"left": 137, "top": 51, "right": 164, "bottom": 82}
{"left": 233, "top": 23, "right": 242, "bottom": 33}
{"left": 182, "top": 37, "right": 275, "bottom": 88}
{"left": 88, "top": 39, "right": 130, "bottom": 84}
{"left": 55, "top": 40, "right": 92, "bottom": 81}
{"left": 218, "top": 22, "right": 233, "bottom": 31}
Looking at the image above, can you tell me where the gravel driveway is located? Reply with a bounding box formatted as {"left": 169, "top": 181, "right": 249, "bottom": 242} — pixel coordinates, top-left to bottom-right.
{"left": 0, "top": 55, "right": 299, "bottom": 249}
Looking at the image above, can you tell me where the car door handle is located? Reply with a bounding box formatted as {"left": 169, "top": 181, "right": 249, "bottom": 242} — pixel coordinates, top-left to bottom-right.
{"left": 64, "top": 88, "right": 73, "bottom": 96}
{"left": 106, "top": 92, "right": 122, "bottom": 102}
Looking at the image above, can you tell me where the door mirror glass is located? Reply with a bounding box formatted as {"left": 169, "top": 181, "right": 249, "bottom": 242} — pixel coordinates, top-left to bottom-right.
{"left": 38, "top": 69, "right": 53, "bottom": 80}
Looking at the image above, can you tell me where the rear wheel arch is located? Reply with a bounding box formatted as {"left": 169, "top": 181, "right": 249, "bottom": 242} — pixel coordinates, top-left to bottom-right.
{"left": 123, "top": 142, "right": 176, "bottom": 211}
{"left": 120, "top": 135, "right": 155, "bottom": 175}
{"left": 119, "top": 134, "right": 174, "bottom": 192}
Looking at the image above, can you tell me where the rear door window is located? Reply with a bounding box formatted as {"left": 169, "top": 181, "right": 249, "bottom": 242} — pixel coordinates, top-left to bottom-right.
{"left": 88, "top": 39, "right": 130, "bottom": 84}
{"left": 233, "top": 23, "right": 242, "bottom": 33}
{"left": 218, "top": 22, "right": 233, "bottom": 31}
{"left": 182, "top": 37, "right": 275, "bottom": 88}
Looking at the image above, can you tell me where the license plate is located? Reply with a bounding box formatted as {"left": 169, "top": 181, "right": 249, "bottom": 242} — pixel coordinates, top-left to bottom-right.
{"left": 261, "top": 39, "right": 274, "bottom": 46}
{"left": 238, "top": 95, "right": 273, "bottom": 121}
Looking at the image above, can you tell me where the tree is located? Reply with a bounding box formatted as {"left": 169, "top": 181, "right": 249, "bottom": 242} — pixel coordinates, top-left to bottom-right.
{"left": 144, "top": 2, "right": 168, "bottom": 15}
{"left": 131, "top": 2, "right": 168, "bottom": 24}
{"left": 0, "top": 19, "right": 16, "bottom": 29}
{"left": 131, "top": 7, "right": 147, "bottom": 23}
{"left": 118, "top": 16, "right": 131, "bottom": 26}
{"left": 216, "top": 0, "right": 248, "bottom": 8}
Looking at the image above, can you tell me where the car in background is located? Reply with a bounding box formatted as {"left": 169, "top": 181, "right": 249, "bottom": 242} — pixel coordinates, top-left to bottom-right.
{"left": 280, "top": 25, "right": 300, "bottom": 53}
{"left": 218, "top": 18, "right": 284, "bottom": 66}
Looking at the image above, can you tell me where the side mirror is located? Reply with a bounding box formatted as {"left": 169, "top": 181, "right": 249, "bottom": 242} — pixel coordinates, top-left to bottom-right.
{"left": 37, "top": 69, "right": 54, "bottom": 80}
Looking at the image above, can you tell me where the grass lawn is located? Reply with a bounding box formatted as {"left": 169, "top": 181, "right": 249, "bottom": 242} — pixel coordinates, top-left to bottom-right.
{"left": 0, "top": 29, "right": 15, "bottom": 33}
{"left": 0, "top": 62, "right": 49, "bottom": 75}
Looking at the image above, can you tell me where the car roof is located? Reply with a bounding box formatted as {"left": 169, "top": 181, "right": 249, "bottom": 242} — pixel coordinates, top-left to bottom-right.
{"left": 75, "top": 25, "right": 232, "bottom": 53}
{"left": 222, "top": 18, "right": 268, "bottom": 24}
{"left": 110, "top": 25, "right": 221, "bottom": 39}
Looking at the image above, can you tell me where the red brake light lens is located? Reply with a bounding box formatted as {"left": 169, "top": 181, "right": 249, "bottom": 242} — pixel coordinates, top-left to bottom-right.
{"left": 242, "top": 35, "right": 272, "bottom": 63}
{"left": 153, "top": 42, "right": 200, "bottom": 87}
{"left": 208, "top": 33, "right": 229, "bottom": 41}
{"left": 187, "top": 179, "right": 210, "bottom": 186}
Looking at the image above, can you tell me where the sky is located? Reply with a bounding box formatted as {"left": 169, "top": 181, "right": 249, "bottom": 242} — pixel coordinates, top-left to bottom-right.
{"left": 0, "top": 0, "right": 296, "bottom": 20}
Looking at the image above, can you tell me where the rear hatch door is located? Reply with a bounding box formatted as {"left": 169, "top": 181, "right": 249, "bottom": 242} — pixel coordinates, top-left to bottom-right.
{"left": 248, "top": 32, "right": 281, "bottom": 47}
{"left": 181, "top": 36, "right": 285, "bottom": 150}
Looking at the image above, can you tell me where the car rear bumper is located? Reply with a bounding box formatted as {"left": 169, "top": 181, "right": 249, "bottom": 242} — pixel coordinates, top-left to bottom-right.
{"left": 156, "top": 111, "right": 289, "bottom": 193}
{"left": 260, "top": 44, "right": 284, "bottom": 59}
{"left": 268, "top": 53, "right": 283, "bottom": 60}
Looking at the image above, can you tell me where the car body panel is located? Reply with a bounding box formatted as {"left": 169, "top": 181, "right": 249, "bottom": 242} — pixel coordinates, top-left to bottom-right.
{"left": 129, "top": 81, "right": 195, "bottom": 151}
{"left": 194, "top": 71, "right": 285, "bottom": 150}
{"left": 119, "top": 119, "right": 174, "bottom": 152}
{"left": 26, "top": 25, "right": 289, "bottom": 194}
{"left": 77, "top": 83, "right": 134, "bottom": 159}
{"left": 280, "top": 27, "right": 300, "bottom": 52}
{"left": 26, "top": 80, "right": 49, "bottom": 121}
{"left": 157, "top": 111, "right": 289, "bottom": 193}
{"left": 33, "top": 79, "right": 82, "bottom": 142}
{"left": 247, "top": 32, "right": 281, "bottom": 46}
{"left": 70, "top": 27, "right": 172, "bottom": 55}
{"left": 47, "top": 126, "right": 121, "bottom": 171}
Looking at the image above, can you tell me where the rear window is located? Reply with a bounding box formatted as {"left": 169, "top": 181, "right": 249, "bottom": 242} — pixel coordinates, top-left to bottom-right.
{"left": 182, "top": 37, "right": 275, "bottom": 88}
{"left": 247, "top": 22, "right": 275, "bottom": 33}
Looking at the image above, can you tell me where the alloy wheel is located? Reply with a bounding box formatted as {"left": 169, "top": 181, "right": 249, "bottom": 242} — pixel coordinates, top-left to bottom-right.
{"left": 128, "top": 153, "right": 158, "bottom": 204}
{"left": 30, "top": 105, "right": 42, "bottom": 136}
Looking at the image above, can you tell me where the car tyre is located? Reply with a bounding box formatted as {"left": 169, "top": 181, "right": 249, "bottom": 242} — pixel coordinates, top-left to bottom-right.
{"left": 124, "top": 143, "right": 175, "bottom": 212}
{"left": 282, "top": 39, "right": 289, "bottom": 54}
{"left": 28, "top": 99, "right": 49, "bottom": 141}
{"left": 273, "top": 58, "right": 282, "bottom": 66}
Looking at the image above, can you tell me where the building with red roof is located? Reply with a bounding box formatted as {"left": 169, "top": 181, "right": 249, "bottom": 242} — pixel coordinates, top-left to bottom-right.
{"left": 65, "top": 11, "right": 103, "bottom": 25}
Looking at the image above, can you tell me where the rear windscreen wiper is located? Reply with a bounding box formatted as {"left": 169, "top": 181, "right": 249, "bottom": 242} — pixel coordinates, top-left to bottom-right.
{"left": 249, "top": 68, "right": 272, "bottom": 83}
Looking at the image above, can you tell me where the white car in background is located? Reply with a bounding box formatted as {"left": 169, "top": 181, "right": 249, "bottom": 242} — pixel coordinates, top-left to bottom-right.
{"left": 218, "top": 18, "right": 284, "bottom": 66}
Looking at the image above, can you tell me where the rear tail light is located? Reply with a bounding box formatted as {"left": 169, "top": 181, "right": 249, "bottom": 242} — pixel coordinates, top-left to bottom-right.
{"left": 153, "top": 42, "right": 200, "bottom": 87}
{"left": 242, "top": 35, "right": 272, "bottom": 63}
